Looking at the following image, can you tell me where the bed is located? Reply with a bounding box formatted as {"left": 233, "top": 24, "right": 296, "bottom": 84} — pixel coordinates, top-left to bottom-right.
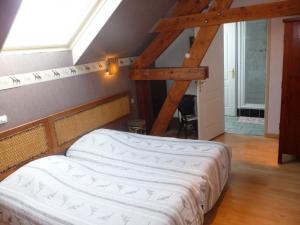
{"left": 0, "top": 129, "right": 231, "bottom": 225}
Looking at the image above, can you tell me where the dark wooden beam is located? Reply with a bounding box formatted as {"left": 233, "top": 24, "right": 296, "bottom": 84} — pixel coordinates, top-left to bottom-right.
{"left": 155, "top": 1, "right": 300, "bottom": 32}
{"left": 133, "top": 0, "right": 212, "bottom": 69}
{"left": 151, "top": 0, "right": 233, "bottom": 136}
{"left": 132, "top": 0, "right": 212, "bottom": 131}
{"left": 130, "top": 67, "right": 209, "bottom": 80}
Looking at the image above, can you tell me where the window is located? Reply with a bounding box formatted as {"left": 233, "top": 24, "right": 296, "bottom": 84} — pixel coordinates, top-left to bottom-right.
{"left": 3, "top": 0, "right": 102, "bottom": 50}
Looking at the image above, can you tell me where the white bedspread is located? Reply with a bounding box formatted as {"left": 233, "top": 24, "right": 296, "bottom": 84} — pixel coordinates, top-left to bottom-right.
{"left": 0, "top": 129, "right": 231, "bottom": 225}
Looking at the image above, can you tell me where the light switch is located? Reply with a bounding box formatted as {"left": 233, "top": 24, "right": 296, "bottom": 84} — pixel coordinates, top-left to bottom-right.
{"left": 0, "top": 115, "right": 8, "bottom": 125}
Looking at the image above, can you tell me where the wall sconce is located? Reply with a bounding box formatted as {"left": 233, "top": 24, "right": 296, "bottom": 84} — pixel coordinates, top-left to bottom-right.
{"left": 105, "top": 57, "right": 119, "bottom": 76}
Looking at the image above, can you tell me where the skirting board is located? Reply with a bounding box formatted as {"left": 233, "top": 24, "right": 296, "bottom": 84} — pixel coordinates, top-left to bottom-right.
{"left": 265, "top": 133, "right": 279, "bottom": 139}
{"left": 0, "top": 56, "right": 136, "bottom": 91}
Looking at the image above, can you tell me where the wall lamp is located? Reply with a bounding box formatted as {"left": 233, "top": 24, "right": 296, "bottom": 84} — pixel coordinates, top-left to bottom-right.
{"left": 105, "top": 57, "right": 119, "bottom": 76}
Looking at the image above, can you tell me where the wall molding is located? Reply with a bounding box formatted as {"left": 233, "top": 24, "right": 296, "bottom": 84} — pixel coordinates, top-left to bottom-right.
{"left": 0, "top": 57, "right": 136, "bottom": 91}
{"left": 265, "top": 133, "right": 279, "bottom": 139}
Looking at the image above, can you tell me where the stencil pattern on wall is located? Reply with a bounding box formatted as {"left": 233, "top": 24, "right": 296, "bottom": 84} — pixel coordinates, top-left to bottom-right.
{"left": 0, "top": 57, "right": 136, "bottom": 91}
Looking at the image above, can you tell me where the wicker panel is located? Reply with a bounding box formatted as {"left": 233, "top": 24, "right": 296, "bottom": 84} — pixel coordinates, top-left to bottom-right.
{"left": 55, "top": 96, "right": 130, "bottom": 146}
{"left": 0, "top": 125, "right": 49, "bottom": 174}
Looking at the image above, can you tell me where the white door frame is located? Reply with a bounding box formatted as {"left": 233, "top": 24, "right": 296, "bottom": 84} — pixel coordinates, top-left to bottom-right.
{"left": 224, "top": 23, "right": 237, "bottom": 116}
{"left": 237, "top": 20, "right": 271, "bottom": 136}
{"left": 237, "top": 21, "right": 246, "bottom": 109}
{"left": 196, "top": 20, "right": 271, "bottom": 139}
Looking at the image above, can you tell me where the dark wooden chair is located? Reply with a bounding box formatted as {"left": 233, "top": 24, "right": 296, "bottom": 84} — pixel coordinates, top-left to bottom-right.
{"left": 177, "top": 94, "right": 197, "bottom": 138}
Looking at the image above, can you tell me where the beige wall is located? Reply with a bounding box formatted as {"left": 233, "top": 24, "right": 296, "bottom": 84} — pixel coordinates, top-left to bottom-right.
{"left": 266, "top": 18, "right": 285, "bottom": 135}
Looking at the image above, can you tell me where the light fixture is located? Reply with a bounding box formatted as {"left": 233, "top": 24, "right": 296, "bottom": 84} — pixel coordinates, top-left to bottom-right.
{"left": 105, "top": 57, "right": 119, "bottom": 76}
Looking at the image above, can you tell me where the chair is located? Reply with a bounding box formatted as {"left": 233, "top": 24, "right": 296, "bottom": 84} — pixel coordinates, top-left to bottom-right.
{"left": 177, "top": 95, "right": 198, "bottom": 138}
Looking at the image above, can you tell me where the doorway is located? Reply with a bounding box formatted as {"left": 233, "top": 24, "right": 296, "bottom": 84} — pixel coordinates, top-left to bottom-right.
{"left": 223, "top": 20, "right": 267, "bottom": 136}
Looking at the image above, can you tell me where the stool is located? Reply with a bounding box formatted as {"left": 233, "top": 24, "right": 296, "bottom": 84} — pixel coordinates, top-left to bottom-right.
{"left": 128, "top": 119, "right": 146, "bottom": 134}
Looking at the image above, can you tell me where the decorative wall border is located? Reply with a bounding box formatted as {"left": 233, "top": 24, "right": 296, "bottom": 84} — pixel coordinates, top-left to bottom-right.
{"left": 0, "top": 57, "right": 136, "bottom": 91}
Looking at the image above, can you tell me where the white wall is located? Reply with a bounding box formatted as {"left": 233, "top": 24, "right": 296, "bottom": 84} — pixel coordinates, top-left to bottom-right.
{"left": 197, "top": 28, "right": 225, "bottom": 140}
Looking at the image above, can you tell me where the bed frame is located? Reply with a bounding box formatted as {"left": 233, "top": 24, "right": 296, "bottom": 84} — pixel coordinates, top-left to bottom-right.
{"left": 0, "top": 91, "right": 131, "bottom": 180}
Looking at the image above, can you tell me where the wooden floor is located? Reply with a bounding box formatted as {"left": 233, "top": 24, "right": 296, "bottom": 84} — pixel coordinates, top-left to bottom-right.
{"left": 203, "top": 133, "right": 300, "bottom": 225}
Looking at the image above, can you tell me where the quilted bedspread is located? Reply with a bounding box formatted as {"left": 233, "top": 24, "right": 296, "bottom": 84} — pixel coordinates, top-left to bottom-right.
{"left": 0, "top": 129, "right": 231, "bottom": 225}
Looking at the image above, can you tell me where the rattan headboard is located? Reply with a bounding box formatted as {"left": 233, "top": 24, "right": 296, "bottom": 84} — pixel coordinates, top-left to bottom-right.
{"left": 0, "top": 91, "right": 130, "bottom": 180}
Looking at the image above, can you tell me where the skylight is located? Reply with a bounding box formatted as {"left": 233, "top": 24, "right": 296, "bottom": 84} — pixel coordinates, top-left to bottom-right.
{"left": 3, "top": 0, "right": 102, "bottom": 51}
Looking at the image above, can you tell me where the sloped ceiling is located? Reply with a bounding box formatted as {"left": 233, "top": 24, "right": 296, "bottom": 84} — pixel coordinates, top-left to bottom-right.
{"left": 0, "top": 0, "right": 176, "bottom": 65}
{"left": 77, "top": 0, "right": 176, "bottom": 64}
{"left": 0, "top": 0, "right": 22, "bottom": 49}
{"left": 0, "top": 0, "right": 281, "bottom": 66}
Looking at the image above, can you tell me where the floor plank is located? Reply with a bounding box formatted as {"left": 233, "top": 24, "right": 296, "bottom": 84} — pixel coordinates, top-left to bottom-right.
{"left": 205, "top": 133, "right": 300, "bottom": 225}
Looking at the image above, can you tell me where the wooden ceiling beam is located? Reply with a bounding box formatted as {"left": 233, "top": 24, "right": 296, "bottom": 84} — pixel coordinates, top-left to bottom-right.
{"left": 151, "top": 0, "right": 233, "bottom": 136}
{"left": 155, "top": 1, "right": 300, "bottom": 32}
{"left": 132, "top": 0, "right": 212, "bottom": 131}
{"left": 133, "top": 0, "right": 212, "bottom": 69}
{"left": 130, "top": 67, "right": 209, "bottom": 81}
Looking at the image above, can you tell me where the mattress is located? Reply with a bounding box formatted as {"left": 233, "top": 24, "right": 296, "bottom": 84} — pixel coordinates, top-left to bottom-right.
{"left": 0, "top": 129, "right": 231, "bottom": 225}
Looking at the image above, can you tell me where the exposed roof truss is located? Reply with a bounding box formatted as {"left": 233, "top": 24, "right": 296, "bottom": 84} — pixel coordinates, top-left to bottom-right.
{"left": 131, "top": 0, "right": 300, "bottom": 136}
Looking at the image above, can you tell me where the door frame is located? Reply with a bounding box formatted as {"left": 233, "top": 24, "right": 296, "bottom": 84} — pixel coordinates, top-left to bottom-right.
{"left": 237, "top": 21, "right": 267, "bottom": 111}
{"left": 237, "top": 21, "right": 246, "bottom": 109}
{"left": 195, "top": 20, "right": 271, "bottom": 139}
{"left": 264, "top": 19, "right": 271, "bottom": 137}
{"left": 237, "top": 20, "right": 271, "bottom": 137}
{"left": 224, "top": 23, "right": 237, "bottom": 116}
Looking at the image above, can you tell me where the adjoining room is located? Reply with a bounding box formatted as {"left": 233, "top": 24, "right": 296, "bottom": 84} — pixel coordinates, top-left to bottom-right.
{"left": 224, "top": 20, "right": 267, "bottom": 136}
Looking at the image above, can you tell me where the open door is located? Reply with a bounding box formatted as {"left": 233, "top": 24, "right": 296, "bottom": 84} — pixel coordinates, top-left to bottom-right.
{"left": 224, "top": 23, "right": 237, "bottom": 116}
{"left": 197, "top": 27, "right": 225, "bottom": 140}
